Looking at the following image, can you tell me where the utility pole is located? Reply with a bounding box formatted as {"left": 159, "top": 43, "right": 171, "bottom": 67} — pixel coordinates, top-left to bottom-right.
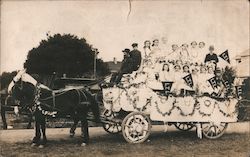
{"left": 92, "top": 48, "right": 99, "bottom": 80}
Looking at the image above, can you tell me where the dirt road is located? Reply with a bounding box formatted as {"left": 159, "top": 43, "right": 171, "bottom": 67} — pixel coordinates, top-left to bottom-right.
{"left": 0, "top": 124, "right": 250, "bottom": 157}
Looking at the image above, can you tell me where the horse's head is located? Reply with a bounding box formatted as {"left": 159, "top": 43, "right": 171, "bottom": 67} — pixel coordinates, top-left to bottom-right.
{"left": 7, "top": 69, "right": 38, "bottom": 108}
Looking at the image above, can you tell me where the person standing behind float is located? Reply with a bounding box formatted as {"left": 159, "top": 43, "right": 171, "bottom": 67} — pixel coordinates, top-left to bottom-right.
{"left": 204, "top": 45, "right": 218, "bottom": 65}
{"left": 172, "top": 64, "right": 183, "bottom": 95}
{"left": 179, "top": 44, "right": 190, "bottom": 62}
{"left": 198, "top": 42, "right": 206, "bottom": 63}
{"left": 189, "top": 41, "right": 199, "bottom": 62}
{"left": 143, "top": 40, "right": 151, "bottom": 59}
{"left": 167, "top": 44, "right": 179, "bottom": 60}
{"left": 161, "top": 37, "right": 168, "bottom": 56}
{"left": 149, "top": 39, "right": 162, "bottom": 63}
{"left": 130, "top": 43, "right": 142, "bottom": 71}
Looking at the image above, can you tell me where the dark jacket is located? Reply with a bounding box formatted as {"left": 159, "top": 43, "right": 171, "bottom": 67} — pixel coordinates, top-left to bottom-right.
{"left": 204, "top": 53, "right": 219, "bottom": 63}
{"left": 129, "top": 49, "right": 142, "bottom": 71}
{"left": 120, "top": 55, "right": 134, "bottom": 74}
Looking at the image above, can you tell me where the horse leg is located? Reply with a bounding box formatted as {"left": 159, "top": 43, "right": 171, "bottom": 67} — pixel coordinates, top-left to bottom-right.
{"left": 26, "top": 114, "right": 33, "bottom": 129}
{"left": 1, "top": 105, "right": 7, "bottom": 130}
{"left": 31, "top": 120, "right": 41, "bottom": 146}
{"left": 86, "top": 93, "right": 100, "bottom": 123}
{"left": 39, "top": 116, "right": 47, "bottom": 148}
{"left": 70, "top": 117, "right": 79, "bottom": 138}
{"left": 80, "top": 116, "right": 89, "bottom": 146}
{"left": 32, "top": 111, "right": 43, "bottom": 146}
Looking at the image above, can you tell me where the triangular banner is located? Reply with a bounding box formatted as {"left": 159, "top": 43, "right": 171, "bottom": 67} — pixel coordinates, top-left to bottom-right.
{"left": 235, "top": 85, "right": 242, "bottom": 98}
{"left": 162, "top": 81, "right": 173, "bottom": 95}
{"left": 219, "top": 50, "right": 230, "bottom": 64}
{"left": 207, "top": 76, "right": 218, "bottom": 90}
{"left": 183, "top": 74, "right": 193, "bottom": 88}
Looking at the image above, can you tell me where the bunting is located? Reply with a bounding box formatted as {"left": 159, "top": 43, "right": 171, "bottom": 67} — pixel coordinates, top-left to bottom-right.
{"left": 162, "top": 81, "right": 173, "bottom": 95}
{"left": 207, "top": 76, "right": 218, "bottom": 90}
{"left": 235, "top": 85, "right": 242, "bottom": 98}
{"left": 219, "top": 50, "right": 230, "bottom": 64}
{"left": 183, "top": 74, "right": 193, "bottom": 88}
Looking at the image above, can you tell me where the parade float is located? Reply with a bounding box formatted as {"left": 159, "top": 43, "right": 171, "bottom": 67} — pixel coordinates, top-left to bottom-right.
{"left": 102, "top": 43, "right": 245, "bottom": 143}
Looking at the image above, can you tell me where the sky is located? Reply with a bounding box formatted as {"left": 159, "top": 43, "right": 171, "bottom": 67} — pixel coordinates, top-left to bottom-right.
{"left": 1, "top": 0, "right": 249, "bottom": 73}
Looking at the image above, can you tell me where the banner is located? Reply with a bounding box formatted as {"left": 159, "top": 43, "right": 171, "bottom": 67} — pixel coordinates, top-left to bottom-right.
{"left": 207, "top": 76, "right": 218, "bottom": 90}
{"left": 183, "top": 74, "right": 193, "bottom": 88}
{"left": 235, "top": 85, "right": 242, "bottom": 98}
{"left": 162, "top": 81, "right": 173, "bottom": 95}
{"left": 219, "top": 50, "right": 230, "bottom": 64}
{"left": 222, "top": 79, "right": 230, "bottom": 90}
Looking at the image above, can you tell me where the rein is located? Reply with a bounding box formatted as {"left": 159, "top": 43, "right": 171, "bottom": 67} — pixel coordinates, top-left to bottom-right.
{"left": 32, "top": 86, "right": 90, "bottom": 116}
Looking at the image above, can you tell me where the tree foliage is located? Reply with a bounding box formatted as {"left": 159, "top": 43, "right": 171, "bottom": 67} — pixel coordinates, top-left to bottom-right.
{"left": 0, "top": 71, "right": 17, "bottom": 90}
{"left": 24, "top": 34, "right": 110, "bottom": 77}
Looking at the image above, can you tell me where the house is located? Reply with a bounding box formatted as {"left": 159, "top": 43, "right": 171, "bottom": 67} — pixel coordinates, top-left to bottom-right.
{"left": 235, "top": 49, "right": 250, "bottom": 78}
{"left": 106, "top": 57, "right": 122, "bottom": 73}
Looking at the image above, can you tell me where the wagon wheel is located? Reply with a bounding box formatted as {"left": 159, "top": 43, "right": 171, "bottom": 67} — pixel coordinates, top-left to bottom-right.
{"left": 102, "top": 109, "right": 122, "bottom": 134}
{"left": 174, "top": 122, "right": 194, "bottom": 131}
{"left": 202, "top": 122, "right": 228, "bottom": 139}
{"left": 122, "top": 112, "right": 151, "bottom": 143}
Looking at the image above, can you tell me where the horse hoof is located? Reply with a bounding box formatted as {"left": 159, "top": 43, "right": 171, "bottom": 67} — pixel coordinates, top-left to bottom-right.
{"left": 31, "top": 143, "right": 37, "bottom": 147}
{"left": 38, "top": 145, "right": 44, "bottom": 149}
{"left": 81, "top": 143, "right": 87, "bottom": 147}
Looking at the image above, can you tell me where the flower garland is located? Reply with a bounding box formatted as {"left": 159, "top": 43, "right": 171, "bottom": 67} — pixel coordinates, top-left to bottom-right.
{"left": 217, "top": 99, "right": 238, "bottom": 117}
{"left": 198, "top": 98, "right": 215, "bottom": 117}
{"left": 174, "top": 97, "right": 197, "bottom": 116}
{"left": 155, "top": 101, "right": 175, "bottom": 116}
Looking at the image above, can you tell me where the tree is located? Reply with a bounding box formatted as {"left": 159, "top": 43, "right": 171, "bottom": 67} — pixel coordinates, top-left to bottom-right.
{"left": 24, "top": 33, "right": 110, "bottom": 77}
{"left": 0, "top": 71, "right": 17, "bottom": 90}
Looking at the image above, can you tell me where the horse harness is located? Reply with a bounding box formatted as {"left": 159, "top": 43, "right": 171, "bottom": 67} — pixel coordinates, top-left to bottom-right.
{"left": 32, "top": 84, "right": 92, "bottom": 117}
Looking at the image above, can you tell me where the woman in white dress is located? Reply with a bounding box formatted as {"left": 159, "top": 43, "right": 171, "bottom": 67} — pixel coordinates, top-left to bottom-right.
{"left": 197, "top": 42, "right": 206, "bottom": 64}
{"left": 143, "top": 40, "right": 151, "bottom": 59}
{"left": 179, "top": 44, "right": 190, "bottom": 62}
{"left": 172, "top": 64, "right": 183, "bottom": 95}
{"left": 167, "top": 44, "right": 179, "bottom": 60}
{"left": 149, "top": 39, "right": 162, "bottom": 63}
{"left": 189, "top": 41, "right": 199, "bottom": 63}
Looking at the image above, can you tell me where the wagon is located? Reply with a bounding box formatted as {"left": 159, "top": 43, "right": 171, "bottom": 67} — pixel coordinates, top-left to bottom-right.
{"left": 101, "top": 82, "right": 243, "bottom": 143}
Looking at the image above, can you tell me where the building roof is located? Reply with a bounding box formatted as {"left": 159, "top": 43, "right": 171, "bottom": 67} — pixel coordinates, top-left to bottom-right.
{"left": 235, "top": 49, "right": 250, "bottom": 59}
{"left": 235, "top": 49, "right": 250, "bottom": 78}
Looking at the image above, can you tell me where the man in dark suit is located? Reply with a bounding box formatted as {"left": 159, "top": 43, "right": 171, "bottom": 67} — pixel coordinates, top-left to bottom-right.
{"left": 204, "top": 45, "right": 219, "bottom": 64}
{"left": 111, "top": 48, "right": 134, "bottom": 84}
{"left": 130, "top": 43, "right": 142, "bottom": 71}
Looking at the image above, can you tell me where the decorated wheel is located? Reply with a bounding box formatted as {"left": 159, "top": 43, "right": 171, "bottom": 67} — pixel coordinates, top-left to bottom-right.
{"left": 102, "top": 109, "right": 122, "bottom": 134}
{"left": 174, "top": 122, "right": 194, "bottom": 131}
{"left": 202, "top": 122, "right": 228, "bottom": 139}
{"left": 122, "top": 112, "right": 151, "bottom": 143}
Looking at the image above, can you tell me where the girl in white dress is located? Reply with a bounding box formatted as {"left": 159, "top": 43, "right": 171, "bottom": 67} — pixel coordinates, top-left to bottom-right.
{"left": 143, "top": 40, "right": 151, "bottom": 59}
{"left": 179, "top": 44, "right": 190, "bottom": 62}
{"left": 189, "top": 41, "right": 199, "bottom": 62}
{"left": 172, "top": 64, "right": 183, "bottom": 95}
{"left": 149, "top": 39, "right": 162, "bottom": 63}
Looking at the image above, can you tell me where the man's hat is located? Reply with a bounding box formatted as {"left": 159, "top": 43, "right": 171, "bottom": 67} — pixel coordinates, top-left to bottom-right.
{"left": 132, "top": 43, "right": 138, "bottom": 47}
{"left": 122, "top": 48, "right": 130, "bottom": 53}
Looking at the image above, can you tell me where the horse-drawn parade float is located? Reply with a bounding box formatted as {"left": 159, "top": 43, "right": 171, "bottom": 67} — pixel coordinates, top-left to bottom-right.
{"left": 1, "top": 41, "right": 250, "bottom": 148}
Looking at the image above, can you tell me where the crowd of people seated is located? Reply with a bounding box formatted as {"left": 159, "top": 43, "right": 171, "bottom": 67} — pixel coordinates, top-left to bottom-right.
{"left": 109, "top": 38, "right": 233, "bottom": 98}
